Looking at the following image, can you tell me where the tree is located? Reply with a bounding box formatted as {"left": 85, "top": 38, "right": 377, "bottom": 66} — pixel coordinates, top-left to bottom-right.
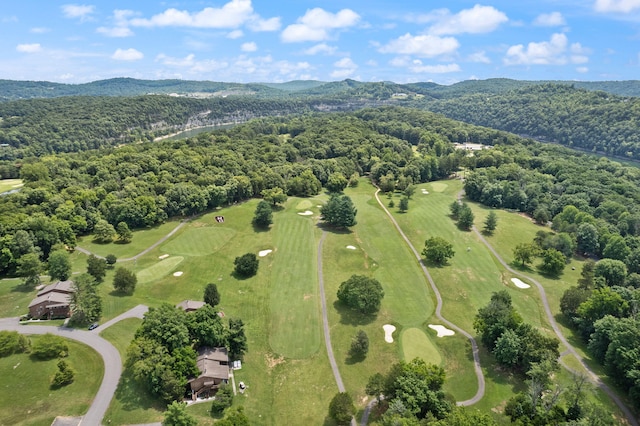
{"left": 399, "top": 196, "right": 409, "bottom": 212}
{"left": 538, "top": 249, "right": 566, "bottom": 276}
{"left": 493, "top": 329, "right": 522, "bottom": 367}
{"left": 217, "top": 407, "right": 250, "bottom": 426}
{"left": 337, "top": 275, "right": 385, "bottom": 314}
{"left": 253, "top": 200, "right": 273, "bottom": 228}
{"left": 210, "top": 384, "right": 234, "bottom": 414}
{"left": 513, "top": 243, "right": 537, "bottom": 267}
{"left": 422, "top": 237, "right": 455, "bottom": 265}
{"left": 602, "top": 235, "right": 630, "bottom": 261}
{"left": 105, "top": 254, "right": 117, "bottom": 266}
{"left": 32, "top": 333, "right": 68, "bottom": 359}
{"left": 326, "top": 172, "right": 348, "bottom": 193}
{"left": 70, "top": 274, "right": 102, "bottom": 326}
{"left": 473, "top": 290, "right": 522, "bottom": 350}
{"left": 116, "top": 221, "right": 133, "bottom": 243}
{"left": 533, "top": 207, "right": 550, "bottom": 225}
{"left": 576, "top": 287, "right": 628, "bottom": 338}
{"left": 329, "top": 392, "right": 355, "bottom": 425}
{"left": 404, "top": 185, "right": 416, "bottom": 199}
{"left": 94, "top": 219, "right": 116, "bottom": 243}
{"left": 51, "top": 359, "right": 75, "bottom": 388}
{"left": 450, "top": 201, "right": 461, "bottom": 219}
{"left": 483, "top": 211, "right": 498, "bottom": 234}
{"left": 227, "top": 318, "right": 248, "bottom": 360}
{"left": 135, "top": 304, "right": 190, "bottom": 352}
{"left": 203, "top": 283, "right": 221, "bottom": 307}
{"left": 560, "top": 286, "right": 591, "bottom": 319}
{"left": 187, "top": 305, "right": 226, "bottom": 348}
{"left": 457, "top": 204, "right": 475, "bottom": 230}
{"left": 113, "top": 266, "right": 137, "bottom": 294}
{"left": 163, "top": 401, "right": 197, "bottom": 426}
{"left": 261, "top": 187, "right": 287, "bottom": 206}
{"left": 17, "top": 252, "right": 43, "bottom": 287}
{"left": 365, "top": 372, "right": 385, "bottom": 402}
{"left": 321, "top": 194, "right": 357, "bottom": 228}
{"left": 388, "top": 199, "right": 395, "bottom": 208}
{"left": 86, "top": 254, "right": 107, "bottom": 282}
{"left": 349, "top": 330, "right": 369, "bottom": 359}
{"left": 594, "top": 258, "right": 627, "bottom": 287}
{"left": 0, "top": 331, "right": 30, "bottom": 357}
{"left": 233, "top": 253, "right": 259, "bottom": 277}
{"left": 47, "top": 249, "right": 71, "bottom": 281}
{"left": 576, "top": 223, "right": 599, "bottom": 255}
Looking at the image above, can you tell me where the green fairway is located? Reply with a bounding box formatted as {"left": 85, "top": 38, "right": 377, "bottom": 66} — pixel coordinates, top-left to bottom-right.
{"left": 401, "top": 327, "right": 442, "bottom": 365}
{"left": 160, "top": 227, "right": 236, "bottom": 256}
{"left": 268, "top": 199, "right": 321, "bottom": 359}
{"left": 0, "top": 178, "right": 23, "bottom": 193}
{"left": 136, "top": 256, "right": 184, "bottom": 284}
{"left": 0, "top": 337, "right": 103, "bottom": 426}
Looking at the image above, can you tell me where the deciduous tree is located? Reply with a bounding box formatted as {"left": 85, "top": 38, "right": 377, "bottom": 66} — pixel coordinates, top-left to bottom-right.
{"left": 337, "top": 275, "right": 385, "bottom": 314}
{"left": 113, "top": 266, "right": 137, "bottom": 294}
{"left": 203, "top": 282, "right": 220, "bottom": 307}
{"left": 321, "top": 194, "right": 357, "bottom": 228}
{"left": 47, "top": 249, "right": 71, "bottom": 281}
{"left": 233, "top": 253, "right": 258, "bottom": 277}
{"left": 253, "top": 200, "right": 273, "bottom": 228}
{"left": 329, "top": 392, "right": 355, "bottom": 425}
{"left": 422, "top": 237, "right": 455, "bottom": 265}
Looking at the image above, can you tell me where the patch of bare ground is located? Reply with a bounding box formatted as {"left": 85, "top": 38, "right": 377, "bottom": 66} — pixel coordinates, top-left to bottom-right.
{"left": 265, "top": 353, "right": 285, "bottom": 370}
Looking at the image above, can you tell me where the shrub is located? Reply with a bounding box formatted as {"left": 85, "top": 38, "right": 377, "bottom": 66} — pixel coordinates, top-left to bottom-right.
{"left": 0, "top": 331, "right": 30, "bottom": 357}
{"left": 210, "top": 385, "right": 234, "bottom": 414}
{"left": 234, "top": 253, "right": 259, "bottom": 277}
{"left": 32, "top": 334, "right": 68, "bottom": 360}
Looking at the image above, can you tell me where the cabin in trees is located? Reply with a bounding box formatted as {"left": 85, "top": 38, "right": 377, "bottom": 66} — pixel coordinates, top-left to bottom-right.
{"left": 28, "top": 280, "right": 75, "bottom": 319}
{"left": 188, "top": 347, "right": 230, "bottom": 400}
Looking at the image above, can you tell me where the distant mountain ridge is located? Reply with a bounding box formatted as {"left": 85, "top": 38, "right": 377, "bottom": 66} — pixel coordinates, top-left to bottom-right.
{"left": 2, "top": 77, "right": 640, "bottom": 101}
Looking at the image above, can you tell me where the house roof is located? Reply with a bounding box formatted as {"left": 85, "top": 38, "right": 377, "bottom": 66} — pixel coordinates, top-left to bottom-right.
{"left": 28, "top": 291, "right": 71, "bottom": 308}
{"left": 195, "top": 347, "right": 229, "bottom": 380}
{"left": 176, "top": 300, "right": 206, "bottom": 311}
{"left": 37, "top": 280, "right": 74, "bottom": 297}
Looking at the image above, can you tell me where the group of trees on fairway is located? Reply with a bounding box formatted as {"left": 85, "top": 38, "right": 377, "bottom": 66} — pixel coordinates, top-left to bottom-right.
{"left": 126, "top": 302, "right": 247, "bottom": 404}
{"left": 449, "top": 200, "right": 475, "bottom": 230}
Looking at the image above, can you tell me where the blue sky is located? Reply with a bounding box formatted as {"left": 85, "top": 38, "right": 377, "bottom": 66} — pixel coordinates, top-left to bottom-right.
{"left": 1, "top": 1, "right": 640, "bottom": 84}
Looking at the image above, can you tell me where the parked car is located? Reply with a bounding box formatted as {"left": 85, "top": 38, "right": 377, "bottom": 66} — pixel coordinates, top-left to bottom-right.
{"left": 88, "top": 323, "right": 99, "bottom": 330}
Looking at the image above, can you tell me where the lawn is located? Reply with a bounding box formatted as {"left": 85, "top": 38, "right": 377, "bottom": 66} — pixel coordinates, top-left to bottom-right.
{"left": 0, "top": 336, "right": 103, "bottom": 426}
{"left": 0, "top": 178, "right": 23, "bottom": 193}
{"left": 401, "top": 327, "right": 442, "bottom": 365}
{"left": 0, "top": 278, "right": 34, "bottom": 318}
{"left": 99, "top": 317, "right": 142, "bottom": 359}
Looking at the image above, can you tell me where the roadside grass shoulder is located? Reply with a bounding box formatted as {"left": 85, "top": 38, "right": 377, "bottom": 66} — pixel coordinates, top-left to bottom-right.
{"left": 99, "top": 317, "right": 142, "bottom": 360}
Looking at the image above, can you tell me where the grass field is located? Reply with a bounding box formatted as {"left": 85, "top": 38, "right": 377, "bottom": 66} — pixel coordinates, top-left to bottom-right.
{"left": 136, "top": 256, "right": 184, "bottom": 284}
{"left": 0, "top": 178, "right": 23, "bottom": 193}
{"left": 0, "top": 337, "right": 103, "bottom": 426}
{"left": 99, "top": 317, "right": 142, "bottom": 359}
{"left": 0, "top": 278, "right": 34, "bottom": 318}
{"left": 401, "top": 327, "right": 442, "bottom": 365}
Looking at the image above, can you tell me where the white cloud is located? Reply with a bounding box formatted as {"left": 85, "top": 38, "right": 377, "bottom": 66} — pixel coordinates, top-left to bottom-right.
{"left": 30, "top": 27, "right": 50, "bottom": 34}
{"left": 303, "top": 43, "right": 337, "bottom": 55}
{"left": 248, "top": 16, "right": 281, "bottom": 31}
{"left": 410, "top": 62, "right": 461, "bottom": 74}
{"left": 330, "top": 57, "right": 357, "bottom": 79}
{"left": 97, "top": 26, "right": 133, "bottom": 37}
{"left": 533, "top": 12, "right": 566, "bottom": 26}
{"left": 241, "top": 42, "right": 257, "bottom": 52}
{"left": 379, "top": 33, "right": 459, "bottom": 57}
{"left": 415, "top": 5, "right": 508, "bottom": 35}
{"left": 130, "top": 0, "right": 255, "bottom": 28}
{"left": 61, "top": 4, "right": 95, "bottom": 20}
{"left": 331, "top": 68, "right": 356, "bottom": 79}
{"left": 227, "top": 30, "right": 244, "bottom": 39}
{"left": 16, "top": 43, "right": 42, "bottom": 53}
{"left": 594, "top": 0, "right": 640, "bottom": 12}
{"left": 281, "top": 8, "right": 360, "bottom": 42}
{"left": 468, "top": 51, "right": 491, "bottom": 64}
{"left": 156, "top": 53, "right": 196, "bottom": 67}
{"left": 112, "top": 48, "right": 143, "bottom": 61}
{"left": 576, "top": 66, "right": 589, "bottom": 73}
{"left": 504, "top": 33, "right": 590, "bottom": 65}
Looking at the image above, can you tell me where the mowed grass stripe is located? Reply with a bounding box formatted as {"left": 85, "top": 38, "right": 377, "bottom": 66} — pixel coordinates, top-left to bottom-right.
{"left": 160, "top": 227, "right": 236, "bottom": 256}
{"left": 136, "top": 256, "right": 184, "bottom": 284}
{"left": 269, "top": 205, "right": 320, "bottom": 359}
{"left": 401, "top": 327, "right": 442, "bottom": 365}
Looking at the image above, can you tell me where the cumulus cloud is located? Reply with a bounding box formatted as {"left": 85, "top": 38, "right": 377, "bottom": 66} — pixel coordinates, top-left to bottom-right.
{"left": 577, "top": 66, "right": 589, "bottom": 73}
{"left": 504, "top": 33, "right": 590, "bottom": 65}
{"left": 241, "top": 42, "right": 257, "bottom": 52}
{"left": 248, "top": 16, "right": 281, "bottom": 31}
{"left": 468, "top": 51, "right": 491, "bottom": 63}
{"left": 129, "top": 0, "right": 271, "bottom": 29}
{"left": 533, "top": 12, "right": 566, "bottom": 26}
{"left": 379, "top": 33, "right": 459, "bottom": 57}
{"left": 30, "top": 27, "right": 50, "bottom": 34}
{"left": 227, "top": 30, "right": 244, "bottom": 39}
{"left": 97, "top": 26, "right": 133, "bottom": 37}
{"left": 97, "top": 9, "right": 136, "bottom": 37}
{"left": 594, "top": 0, "right": 640, "bottom": 12}
{"left": 303, "top": 43, "right": 337, "bottom": 55}
{"left": 156, "top": 53, "right": 196, "bottom": 67}
{"left": 414, "top": 5, "right": 508, "bottom": 35}
{"left": 16, "top": 43, "right": 42, "bottom": 53}
{"left": 281, "top": 8, "right": 360, "bottom": 42}
{"left": 61, "top": 4, "right": 95, "bottom": 20}
{"left": 112, "top": 48, "right": 143, "bottom": 61}
{"left": 330, "top": 57, "right": 357, "bottom": 79}
{"left": 410, "top": 61, "right": 461, "bottom": 74}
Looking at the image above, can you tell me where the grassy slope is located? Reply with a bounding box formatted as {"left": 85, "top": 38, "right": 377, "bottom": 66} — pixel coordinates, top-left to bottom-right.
{"left": 0, "top": 337, "right": 103, "bottom": 426}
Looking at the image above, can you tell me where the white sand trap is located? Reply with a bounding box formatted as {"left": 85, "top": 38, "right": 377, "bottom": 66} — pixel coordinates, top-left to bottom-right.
{"left": 298, "top": 210, "right": 313, "bottom": 216}
{"left": 159, "top": 254, "right": 170, "bottom": 259}
{"left": 173, "top": 271, "right": 183, "bottom": 277}
{"left": 511, "top": 278, "right": 530, "bottom": 289}
{"left": 421, "top": 189, "right": 429, "bottom": 194}
{"left": 428, "top": 324, "right": 455, "bottom": 337}
{"left": 346, "top": 245, "right": 356, "bottom": 250}
{"left": 258, "top": 249, "right": 272, "bottom": 257}
{"left": 383, "top": 324, "right": 396, "bottom": 343}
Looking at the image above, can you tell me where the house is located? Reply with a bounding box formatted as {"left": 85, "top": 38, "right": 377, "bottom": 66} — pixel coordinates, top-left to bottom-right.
{"left": 176, "top": 300, "right": 206, "bottom": 312}
{"left": 188, "top": 347, "right": 230, "bottom": 400}
{"left": 28, "top": 280, "right": 75, "bottom": 319}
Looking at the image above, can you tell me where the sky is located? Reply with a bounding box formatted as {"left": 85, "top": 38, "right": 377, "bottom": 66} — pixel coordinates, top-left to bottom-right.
{"left": 1, "top": 1, "right": 640, "bottom": 85}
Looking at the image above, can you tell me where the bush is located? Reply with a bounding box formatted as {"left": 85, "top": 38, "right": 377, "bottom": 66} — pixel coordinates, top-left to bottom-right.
{"left": 349, "top": 330, "right": 369, "bottom": 359}
{"left": 210, "top": 385, "right": 234, "bottom": 414}
{"left": 0, "top": 331, "right": 30, "bottom": 357}
{"left": 329, "top": 392, "right": 355, "bottom": 425}
{"left": 32, "top": 334, "right": 68, "bottom": 360}
{"left": 113, "top": 267, "right": 137, "bottom": 294}
{"left": 105, "top": 254, "right": 117, "bottom": 266}
{"left": 51, "top": 359, "right": 74, "bottom": 388}
{"left": 234, "top": 253, "right": 259, "bottom": 277}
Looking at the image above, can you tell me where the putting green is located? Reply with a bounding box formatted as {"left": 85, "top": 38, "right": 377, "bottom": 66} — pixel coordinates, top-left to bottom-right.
{"left": 295, "top": 199, "right": 313, "bottom": 210}
{"left": 401, "top": 327, "right": 442, "bottom": 365}
{"left": 428, "top": 182, "right": 448, "bottom": 192}
{"left": 161, "top": 227, "right": 235, "bottom": 256}
{"left": 137, "top": 256, "right": 184, "bottom": 284}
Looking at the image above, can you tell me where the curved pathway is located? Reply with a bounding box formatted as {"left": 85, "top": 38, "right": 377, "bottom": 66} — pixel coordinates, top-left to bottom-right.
{"left": 373, "top": 188, "right": 485, "bottom": 406}
{"left": 0, "top": 305, "right": 149, "bottom": 425}
{"left": 316, "top": 230, "right": 357, "bottom": 426}
{"left": 75, "top": 219, "right": 188, "bottom": 262}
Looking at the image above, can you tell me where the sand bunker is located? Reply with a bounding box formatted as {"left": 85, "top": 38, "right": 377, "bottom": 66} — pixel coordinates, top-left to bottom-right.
{"left": 258, "top": 249, "right": 272, "bottom": 257}
{"left": 173, "top": 271, "right": 183, "bottom": 277}
{"left": 298, "top": 210, "right": 313, "bottom": 216}
{"left": 383, "top": 324, "right": 396, "bottom": 343}
{"left": 428, "top": 324, "right": 455, "bottom": 337}
{"left": 159, "top": 254, "right": 170, "bottom": 259}
{"left": 421, "top": 189, "right": 429, "bottom": 194}
{"left": 346, "top": 245, "right": 356, "bottom": 250}
{"left": 511, "top": 278, "right": 530, "bottom": 289}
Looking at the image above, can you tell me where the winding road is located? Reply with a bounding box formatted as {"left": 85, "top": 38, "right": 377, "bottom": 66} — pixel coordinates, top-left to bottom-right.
{"left": 0, "top": 305, "right": 149, "bottom": 425}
